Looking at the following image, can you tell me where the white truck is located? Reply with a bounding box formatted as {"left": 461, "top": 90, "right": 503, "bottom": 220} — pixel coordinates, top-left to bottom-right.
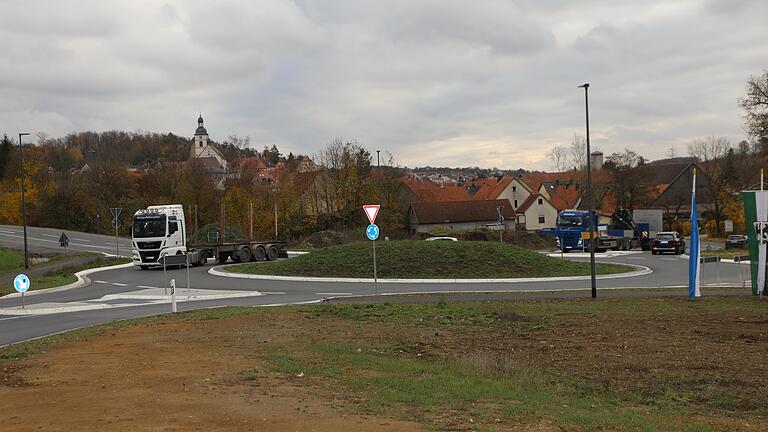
{"left": 131, "top": 204, "right": 287, "bottom": 269}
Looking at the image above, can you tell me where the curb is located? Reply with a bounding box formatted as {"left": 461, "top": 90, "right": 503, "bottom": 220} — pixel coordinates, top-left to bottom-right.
{"left": 2, "top": 263, "right": 135, "bottom": 299}
{"left": 208, "top": 262, "right": 652, "bottom": 284}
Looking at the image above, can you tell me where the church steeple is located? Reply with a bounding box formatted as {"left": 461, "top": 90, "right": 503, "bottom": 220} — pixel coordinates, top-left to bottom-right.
{"left": 193, "top": 114, "right": 210, "bottom": 157}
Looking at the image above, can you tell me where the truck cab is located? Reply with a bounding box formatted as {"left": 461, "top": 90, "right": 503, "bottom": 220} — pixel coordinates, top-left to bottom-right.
{"left": 131, "top": 205, "right": 187, "bottom": 269}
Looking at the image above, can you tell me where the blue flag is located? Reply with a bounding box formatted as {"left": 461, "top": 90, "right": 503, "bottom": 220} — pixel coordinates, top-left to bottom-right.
{"left": 688, "top": 181, "right": 701, "bottom": 299}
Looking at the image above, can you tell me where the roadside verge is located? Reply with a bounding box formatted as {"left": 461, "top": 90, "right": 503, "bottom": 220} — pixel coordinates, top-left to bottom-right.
{"left": 2, "top": 263, "right": 135, "bottom": 299}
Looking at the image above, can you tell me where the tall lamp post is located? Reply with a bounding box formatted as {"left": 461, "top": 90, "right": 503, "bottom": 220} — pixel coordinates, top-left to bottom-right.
{"left": 577, "top": 83, "right": 597, "bottom": 298}
{"left": 18, "top": 132, "right": 31, "bottom": 269}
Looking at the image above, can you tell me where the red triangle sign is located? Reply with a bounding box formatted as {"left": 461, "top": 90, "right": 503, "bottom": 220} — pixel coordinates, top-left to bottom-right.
{"left": 363, "top": 205, "right": 380, "bottom": 224}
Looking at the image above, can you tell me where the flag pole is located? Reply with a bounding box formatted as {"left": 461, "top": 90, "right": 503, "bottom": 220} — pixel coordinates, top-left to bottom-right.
{"left": 689, "top": 167, "right": 701, "bottom": 301}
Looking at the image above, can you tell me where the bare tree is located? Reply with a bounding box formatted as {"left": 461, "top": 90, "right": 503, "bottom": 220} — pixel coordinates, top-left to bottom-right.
{"left": 688, "top": 136, "right": 732, "bottom": 235}
{"left": 603, "top": 149, "right": 648, "bottom": 210}
{"left": 547, "top": 145, "right": 568, "bottom": 172}
{"left": 569, "top": 134, "right": 587, "bottom": 171}
{"left": 739, "top": 70, "right": 768, "bottom": 142}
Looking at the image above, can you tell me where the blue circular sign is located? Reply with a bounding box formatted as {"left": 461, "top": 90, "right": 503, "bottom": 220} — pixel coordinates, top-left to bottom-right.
{"left": 366, "top": 224, "right": 380, "bottom": 241}
{"left": 13, "top": 274, "right": 30, "bottom": 293}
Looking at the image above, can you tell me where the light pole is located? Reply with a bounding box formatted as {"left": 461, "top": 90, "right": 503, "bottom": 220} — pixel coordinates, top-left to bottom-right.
{"left": 578, "top": 83, "right": 597, "bottom": 298}
{"left": 18, "top": 132, "right": 31, "bottom": 269}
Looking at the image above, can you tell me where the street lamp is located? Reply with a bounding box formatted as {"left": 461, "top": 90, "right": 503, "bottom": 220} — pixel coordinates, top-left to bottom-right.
{"left": 577, "top": 83, "right": 597, "bottom": 298}
{"left": 18, "top": 132, "right": 31, "bottom": 269}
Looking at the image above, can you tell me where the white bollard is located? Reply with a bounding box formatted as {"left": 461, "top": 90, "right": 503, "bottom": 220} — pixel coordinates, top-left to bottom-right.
{"left": 170, "top": 278, "right": 177, "bottom": 313}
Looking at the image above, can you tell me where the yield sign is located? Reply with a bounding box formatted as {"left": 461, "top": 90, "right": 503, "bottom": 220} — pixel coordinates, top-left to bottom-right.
{"left": 363, "top": 205, "right": 380, "bottom": 225}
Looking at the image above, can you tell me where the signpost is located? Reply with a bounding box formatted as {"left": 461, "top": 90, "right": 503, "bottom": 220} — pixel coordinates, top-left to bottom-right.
{"left": 496, "top": 205, "right": 504, "bottom": 243}
{"left": 110, "top": 207, "right": 122, "bottom": 257}
{"left": 13, "top": 274, "right": 30, "bottom": 309}
{"left": 363, "top": 205, "right": 381, "bottom": 295}
{"left": 59, "top": 232, "right": 69, "bottom": 248}
{"left": 724, "top": 220, "right": 734, "bottom": 233}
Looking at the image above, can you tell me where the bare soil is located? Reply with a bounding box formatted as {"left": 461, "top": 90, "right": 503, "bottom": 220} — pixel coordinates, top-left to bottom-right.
{"left": 0, "top": 314, "right": 427, "bottom": 432}
{"left": 1, "top": 297, "right": 767, "bottom": 431}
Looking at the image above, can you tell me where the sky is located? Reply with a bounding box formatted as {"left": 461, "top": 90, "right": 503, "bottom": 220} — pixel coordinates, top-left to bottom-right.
{"left": 1, "top": 0, "right": 766, "bottom": 171}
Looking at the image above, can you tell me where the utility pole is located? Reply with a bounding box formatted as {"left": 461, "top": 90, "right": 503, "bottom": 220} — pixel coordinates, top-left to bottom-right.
{"left": 578, "top": 83, "right": 598, "bottom": 298}
{"left": 18, "top": 132, "right": 30, "bottom": 269}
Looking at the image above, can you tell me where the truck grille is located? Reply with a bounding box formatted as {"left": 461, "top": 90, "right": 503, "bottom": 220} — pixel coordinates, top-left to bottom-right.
{"left": 139, "top": 251, "right": 159, "bottom": 263}
{"left": 137, "top": 241, "right": 161, "bottom": 249}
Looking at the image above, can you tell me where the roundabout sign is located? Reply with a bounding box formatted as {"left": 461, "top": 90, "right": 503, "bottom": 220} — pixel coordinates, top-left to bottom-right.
{"left": 14, "top": 274, "right": 30, "bottom": 293}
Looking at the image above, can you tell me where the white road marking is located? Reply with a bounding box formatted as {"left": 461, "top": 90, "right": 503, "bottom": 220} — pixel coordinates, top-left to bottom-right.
{"left": 0, "top": 232, "right": 128, "bottom": 250}
{"left": 94, "top": 280, "right": 108, "bottom": 284}
{"left": 661, "top": 258, "right": 680, "bottom": 261}
{"left": 137, "top": 285, "right": 157, "bottom": 289}
{"left": 41, "top": 233, "right": 58, "bottom": 238}
{"left": 112, "top": 282, "right": 128, "bottom": 286}
{"left": 626, "top": 257, "right": 647, "bottom": 260}
{"left": 316, "top": 292, "right": 354, "bottom": 296}
{"left": 71, "top": 238, "right": 91, "bottom": 242}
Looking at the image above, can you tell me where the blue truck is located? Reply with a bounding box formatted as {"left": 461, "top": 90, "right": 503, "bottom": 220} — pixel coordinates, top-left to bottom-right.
{"left": 540, "top": 209, "right": 651, "bottom": 252}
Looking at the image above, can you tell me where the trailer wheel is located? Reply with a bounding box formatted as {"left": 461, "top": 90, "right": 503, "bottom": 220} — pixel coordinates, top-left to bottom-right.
{"left": 253, "top": 246, "right": 266, "bottom": 261}
{"left": 266, "top": 245, "right": 279, "bottom": 261}
{"left": 237, "top": 247, "right": 252, "bottom": 263}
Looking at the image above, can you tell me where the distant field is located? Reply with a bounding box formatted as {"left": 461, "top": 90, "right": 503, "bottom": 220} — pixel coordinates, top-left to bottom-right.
{"left": 1, "top": 296, "right": 766, "bottom": 431}
{"left": 229, "top": 240, "right": 631, "bottom": 279}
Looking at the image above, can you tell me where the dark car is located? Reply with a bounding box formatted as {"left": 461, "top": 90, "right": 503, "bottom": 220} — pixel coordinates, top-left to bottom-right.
{"left": 725, "top": 235, "right": 747, "bottom": 249}
{"left": 651, "top": 231, "right": 686, "bottom": 255}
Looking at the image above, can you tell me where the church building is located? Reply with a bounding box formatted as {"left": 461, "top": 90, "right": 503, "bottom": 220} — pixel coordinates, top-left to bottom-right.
{"left": 190, "top": 114, "right": 228, "bottom": 173}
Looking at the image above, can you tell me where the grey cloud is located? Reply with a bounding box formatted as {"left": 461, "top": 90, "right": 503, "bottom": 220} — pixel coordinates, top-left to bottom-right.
{"left": 0, "top": 0, "right": 765, "bottom": 171}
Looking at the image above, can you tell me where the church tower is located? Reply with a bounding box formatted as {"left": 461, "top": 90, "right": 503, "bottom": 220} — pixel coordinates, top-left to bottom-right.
{"left": 193, "top": 114, "right": 209, "bottom": 158}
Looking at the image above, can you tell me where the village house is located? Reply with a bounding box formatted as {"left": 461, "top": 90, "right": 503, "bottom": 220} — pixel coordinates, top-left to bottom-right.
{"left": 408, "top": 199, "right": 516, "bottom": 234}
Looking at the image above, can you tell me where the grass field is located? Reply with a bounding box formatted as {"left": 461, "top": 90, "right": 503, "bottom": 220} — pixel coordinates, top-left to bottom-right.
{"left": 0, "top": 247, "right": 25, "bottom": 274}
{"left": 701, "top": 247, "right": 749, "bottom": 258}
{"left": 0, "top": 248, "right": 131, "bottom": 295}
{"left": 1, "top": 296, "right": 766, "bottom": 431}
{"left": 231, "top": 240, "right": 630, "bottom": 278}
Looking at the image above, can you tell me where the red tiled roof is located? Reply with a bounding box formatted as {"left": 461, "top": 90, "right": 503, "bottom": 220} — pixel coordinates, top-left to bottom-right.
{"left": 516, "top": 194, "right": 540, "bottom": 213}
{"left": 472, "top": 177, "right": 513, "bottom": 200}
{"left": 546, "top": 184, "right": 581, "bottom": 210}
{"left": 403, "top": 177, "right": 470, "bottom": 202}
{"left": 410, "top": 199, "right": 515, "bottom": 224}
{"left": 521, "top": 172, "right": 580, "bottom": 192}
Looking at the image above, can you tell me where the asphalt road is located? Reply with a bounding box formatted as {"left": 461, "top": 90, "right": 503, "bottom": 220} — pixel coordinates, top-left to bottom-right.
{"left": 0, "top": 226, "right": 752, "bottom": 346}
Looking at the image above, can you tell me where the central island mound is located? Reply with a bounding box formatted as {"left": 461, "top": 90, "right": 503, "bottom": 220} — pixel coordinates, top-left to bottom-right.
{"left": 228, "top": 241, "right": 630, "bottom": 279}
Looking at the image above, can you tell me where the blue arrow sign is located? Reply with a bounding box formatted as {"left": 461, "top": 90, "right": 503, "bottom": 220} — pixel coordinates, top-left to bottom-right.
{"left": 366, "top": 224, "right": 379, "bottom": 241}
{"left": 13, "top": 274, "right": 30, "bottom": 293}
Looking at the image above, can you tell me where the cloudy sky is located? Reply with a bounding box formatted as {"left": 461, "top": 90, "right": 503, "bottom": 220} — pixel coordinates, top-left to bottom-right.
{"left": 1, "top": 0, "right": 766, "bottom": 170}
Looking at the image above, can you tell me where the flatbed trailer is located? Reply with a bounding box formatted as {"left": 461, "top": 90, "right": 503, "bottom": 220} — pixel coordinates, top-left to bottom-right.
{"left": 186, "top": 240, "right": 288, "bottom": 266}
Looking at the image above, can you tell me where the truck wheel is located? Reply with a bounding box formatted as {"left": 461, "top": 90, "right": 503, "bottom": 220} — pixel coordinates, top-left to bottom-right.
{"left": 237, "top": 247, "right": 252, "bottom": 263}
{"left": 218, "top": 253, "right": 229, "bottom": 264}
{"left": 253, "top": 246, "right": 266, "bottom": 261}
{"left": 266, "top": 245, "right": 279, "bottom": 261}
{"left": 194, "top": 250, "right": 207, "bottom": 266}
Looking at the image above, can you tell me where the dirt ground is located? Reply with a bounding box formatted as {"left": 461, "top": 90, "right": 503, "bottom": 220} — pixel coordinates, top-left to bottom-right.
{"left": 0, "top": 315, "right": 427, "bottom": 432}
{"left": 1, "top": 298, "right": 767, "bottom": 431}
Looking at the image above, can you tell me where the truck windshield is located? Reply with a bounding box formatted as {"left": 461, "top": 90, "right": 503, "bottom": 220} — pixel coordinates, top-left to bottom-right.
{"left": 558, "top": 216, "right": 584, "bottom": 227}
{"left": 132, "top": 216, "right": 166, "bottom": 238}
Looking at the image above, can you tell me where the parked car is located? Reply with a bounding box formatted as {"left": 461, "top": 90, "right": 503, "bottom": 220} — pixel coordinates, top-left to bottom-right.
{"left": 425, "top": 236, "right": 458, "bottom": 242}
{"left": 725, "top": 234, "right": 747, "bottom": 249}
{"left": 651, "top": 231, "right": 686, "bottom": 255}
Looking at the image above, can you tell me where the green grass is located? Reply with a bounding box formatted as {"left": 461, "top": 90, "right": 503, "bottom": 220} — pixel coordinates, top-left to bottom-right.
{"left": 230, "top": 240, "right": 630, "bottom": 279}
{"left": 0, "top": 255, "right": 132, "bottom": 295}
{"left": 700, "top": 248, "right": 749, "bottom": 258}
{"left": 0, "top": 247, "right": 25, "bottom": 273}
